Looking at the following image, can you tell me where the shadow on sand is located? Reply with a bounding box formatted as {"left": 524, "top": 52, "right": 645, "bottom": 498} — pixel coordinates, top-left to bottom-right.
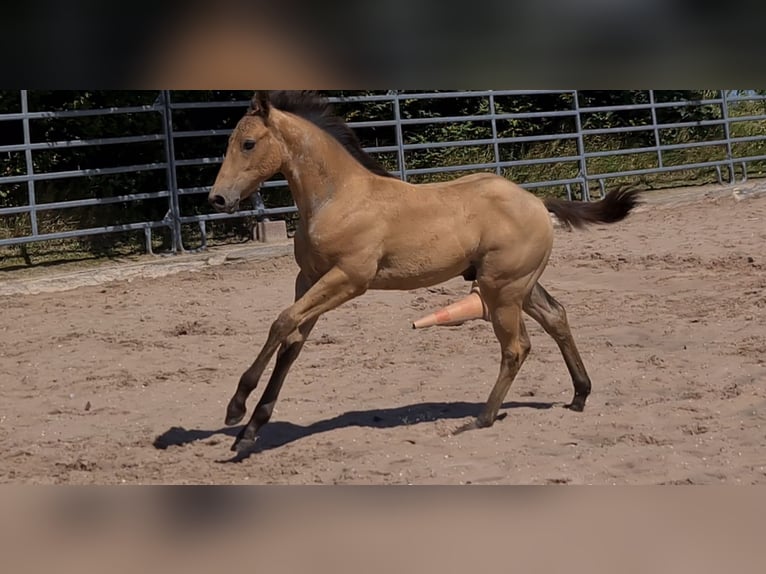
{"left": 153, "top": 399, "right": 557, "bottom": 462}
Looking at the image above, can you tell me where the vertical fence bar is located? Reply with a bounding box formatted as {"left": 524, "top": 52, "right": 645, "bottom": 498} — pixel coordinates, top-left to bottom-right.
{"left": 649, "top": 90, "right": 663, "bottom": 170}
{"left": 573, "top": 90, "right": 591, "bottom": 201}
{"left": 20, "top": 90, "right": 39, "bottom": 237}
{"left": 488, "top": 91, "right": 502, "bottom": 175}
{"left": 719, "top": 89, "right": 736, "bottom": 183}
{"left": 252, "top": 192, "right": 267, "bottom": 217}
{"left": 391, "top": 90, "right": 407, "bottom": 181}
{"left": 160, "top": 90, "right": 182, "bottom": 253}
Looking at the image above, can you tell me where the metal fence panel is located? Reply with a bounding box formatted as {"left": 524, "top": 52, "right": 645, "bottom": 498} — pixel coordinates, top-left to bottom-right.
{"left": 0, "top": 90, "right": 175, "bottom": 253}
{"left": 1, "top": 90, "right": 765, "bottom": 256}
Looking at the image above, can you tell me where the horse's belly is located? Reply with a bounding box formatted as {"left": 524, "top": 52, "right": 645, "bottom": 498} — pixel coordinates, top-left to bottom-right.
{"left": 369, "top": 255, "right": 470, "bottom": 290}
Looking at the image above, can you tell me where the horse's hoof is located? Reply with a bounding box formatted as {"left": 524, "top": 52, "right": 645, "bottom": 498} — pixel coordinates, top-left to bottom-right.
{"left": 564, "top": 397, "right": 587, "bottom": 412}
{"left": 452, "top": 420, "right": 479, "bottom": 435}
{"left": 453, "top": 417, "right": 491, "bottom": 435}
{"left": 231, "top": 436, "right": 257, "bottom": 453}
{"left": 453, "top": 410, "right": 507, "bottom": 435}
{"left": 225, "top": 400, "right": 246, "bottom": 426}
{"left": 225, "top": 413, "right": 245, "bottom": 426}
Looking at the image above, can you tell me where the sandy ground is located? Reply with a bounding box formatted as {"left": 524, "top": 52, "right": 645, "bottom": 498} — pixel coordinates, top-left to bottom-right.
{"left": 1, "top": 187, "right": 764, "bottom": 484}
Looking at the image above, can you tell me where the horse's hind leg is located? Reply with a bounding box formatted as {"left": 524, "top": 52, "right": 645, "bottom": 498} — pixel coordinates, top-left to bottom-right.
{"left": 523, "top": 282, "right": 591, "bottom": 411}
{"left": 455, "top": 286, "right": 531, "bottom": 433}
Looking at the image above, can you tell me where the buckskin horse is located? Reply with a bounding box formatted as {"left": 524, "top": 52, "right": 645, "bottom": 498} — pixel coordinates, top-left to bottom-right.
{"left": 208, "top": 91, "right": 641, "bottom": 452}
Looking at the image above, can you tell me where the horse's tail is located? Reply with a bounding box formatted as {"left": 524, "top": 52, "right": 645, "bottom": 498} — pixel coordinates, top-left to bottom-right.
{"left": 543, "top": 186, "right": 642, "bottom": 230}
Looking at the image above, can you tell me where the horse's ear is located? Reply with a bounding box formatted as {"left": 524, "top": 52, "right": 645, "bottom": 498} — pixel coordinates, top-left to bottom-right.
{"left": 249, "top": 91, "right": 271, "bottom": 118}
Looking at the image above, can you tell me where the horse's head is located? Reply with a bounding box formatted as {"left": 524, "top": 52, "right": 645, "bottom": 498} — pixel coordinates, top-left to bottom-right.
{"left": 208, "top": 91, "right": 283, "bottom": 213}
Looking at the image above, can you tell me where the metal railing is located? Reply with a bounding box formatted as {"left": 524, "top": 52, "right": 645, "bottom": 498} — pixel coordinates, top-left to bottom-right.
{"left": 2, "top": 89, "right": 765, "bottom": 255}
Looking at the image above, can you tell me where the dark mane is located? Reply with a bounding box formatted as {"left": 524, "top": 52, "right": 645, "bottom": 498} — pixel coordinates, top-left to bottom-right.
{"left": 256, "top": 91, "right": 397, "bottom": 179}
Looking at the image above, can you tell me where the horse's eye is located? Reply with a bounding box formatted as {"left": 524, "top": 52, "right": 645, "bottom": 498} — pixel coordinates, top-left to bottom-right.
{"left": 243, "top": 139, "right": 256, "bottom": 151}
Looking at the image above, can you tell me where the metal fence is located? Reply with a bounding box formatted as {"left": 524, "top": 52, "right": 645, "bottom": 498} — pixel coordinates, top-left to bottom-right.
{"left": 2, "top": 90, "right": 765, "bottom": 256}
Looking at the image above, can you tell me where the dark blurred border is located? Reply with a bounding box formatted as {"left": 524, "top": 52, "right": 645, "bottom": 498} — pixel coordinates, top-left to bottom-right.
{"left": 2, "top": 486, "right": 765, "bottom": 573}
{"left": 3, "top": 0, "right": 765, "bottom": 88}
{"left": 3, "top": 0, "right": 765, "bottom": 570}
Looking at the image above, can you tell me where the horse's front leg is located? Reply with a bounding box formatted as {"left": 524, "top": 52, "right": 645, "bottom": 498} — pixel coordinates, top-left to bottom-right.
{"left": 226, "top": 265, "right": 368, "bottom": 452}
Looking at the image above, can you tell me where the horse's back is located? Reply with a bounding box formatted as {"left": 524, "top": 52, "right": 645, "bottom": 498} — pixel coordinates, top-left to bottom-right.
{"left": 412, "top": 172, "right": 542, "bottom": 209}
{"left": 413, "top": 172, "right": 518, "bottom": 194}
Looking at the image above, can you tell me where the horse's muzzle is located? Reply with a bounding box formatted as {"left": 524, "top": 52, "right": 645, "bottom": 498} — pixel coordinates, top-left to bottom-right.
{"left": 208, "top": 194, "right": 240, "bottom": 214}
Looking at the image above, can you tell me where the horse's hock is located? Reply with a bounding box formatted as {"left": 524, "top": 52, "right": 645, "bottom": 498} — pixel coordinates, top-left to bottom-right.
{"left": 254, "top": 219, "right": 288, "bottom": 243}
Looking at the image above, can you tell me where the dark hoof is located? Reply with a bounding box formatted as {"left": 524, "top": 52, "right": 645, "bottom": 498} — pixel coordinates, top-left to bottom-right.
{"left": 564, "top": 396, "right": 587, "bottom": 412}
{"left": 231, "top": 429, "right": 258, "bottom": 452}
{"left": 225, "top": 399, "right": 246, "bottom": 426}
{"left": 225, "top": 413, "right": 245, "bottom": 426}
{"left": 231, "top": 437, "right": 257, "bottom": 453}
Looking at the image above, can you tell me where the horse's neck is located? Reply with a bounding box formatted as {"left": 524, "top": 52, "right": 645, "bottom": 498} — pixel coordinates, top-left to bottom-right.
{"left": 273, "top": 111, "right": 369, "bottom": 220}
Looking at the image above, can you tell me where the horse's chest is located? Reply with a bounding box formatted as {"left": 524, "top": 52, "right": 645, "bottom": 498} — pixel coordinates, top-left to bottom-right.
{"left": 294, "top": 226, "right": 338, "bottom": 276}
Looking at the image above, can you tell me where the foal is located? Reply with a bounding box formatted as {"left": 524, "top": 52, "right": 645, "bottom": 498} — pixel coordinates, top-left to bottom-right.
{"left": 209, "top": 91, "right": 640, "bottom": 451}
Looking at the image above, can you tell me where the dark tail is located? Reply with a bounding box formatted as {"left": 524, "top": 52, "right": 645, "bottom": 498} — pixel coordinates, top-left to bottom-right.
{"left": 543, "top": 187, "right": 642, "bottom": 229}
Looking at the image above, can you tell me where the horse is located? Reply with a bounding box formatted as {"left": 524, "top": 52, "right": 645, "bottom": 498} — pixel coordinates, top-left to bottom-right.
{"left": 208, "top": 90, "right": 641, "bottom": 452}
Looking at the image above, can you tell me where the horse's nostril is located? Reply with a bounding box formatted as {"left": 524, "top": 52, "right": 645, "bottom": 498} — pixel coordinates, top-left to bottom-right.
{"left": 210, "top": 195, "right": 227, "bottom": 207}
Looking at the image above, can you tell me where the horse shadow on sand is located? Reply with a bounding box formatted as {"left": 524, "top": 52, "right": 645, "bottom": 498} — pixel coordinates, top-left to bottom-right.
{"left": 153, "top": 399, "right": 557, "bottom": 462}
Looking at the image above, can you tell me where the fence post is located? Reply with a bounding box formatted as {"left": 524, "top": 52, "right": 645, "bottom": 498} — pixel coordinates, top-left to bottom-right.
{"left": 159, "top": 90, "right": 182, "bottom": 253}
{"left": 649, "top": 90, "right": 663, "bottom": 171}
{"left": 252, "top": 190, "right": 268, "bottom": 221}
{"left": 488, "top": 91, "right": 501, "bottom": 175}
{"left": 573, "top": 90, "right": 591, "bottom": 201}
{"left": 20, "top": 90, "right": 39, "bottom": 239}
{"left": 719, "top": 89, "right": 736, "bottom": 184}
{"left": 391, "top": 90, "right": 407, "bottom": 181}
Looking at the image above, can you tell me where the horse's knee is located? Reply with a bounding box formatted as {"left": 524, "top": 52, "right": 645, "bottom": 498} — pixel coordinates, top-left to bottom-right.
{"left": 270, "top": 310, "right": 298, "bottom": 340}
